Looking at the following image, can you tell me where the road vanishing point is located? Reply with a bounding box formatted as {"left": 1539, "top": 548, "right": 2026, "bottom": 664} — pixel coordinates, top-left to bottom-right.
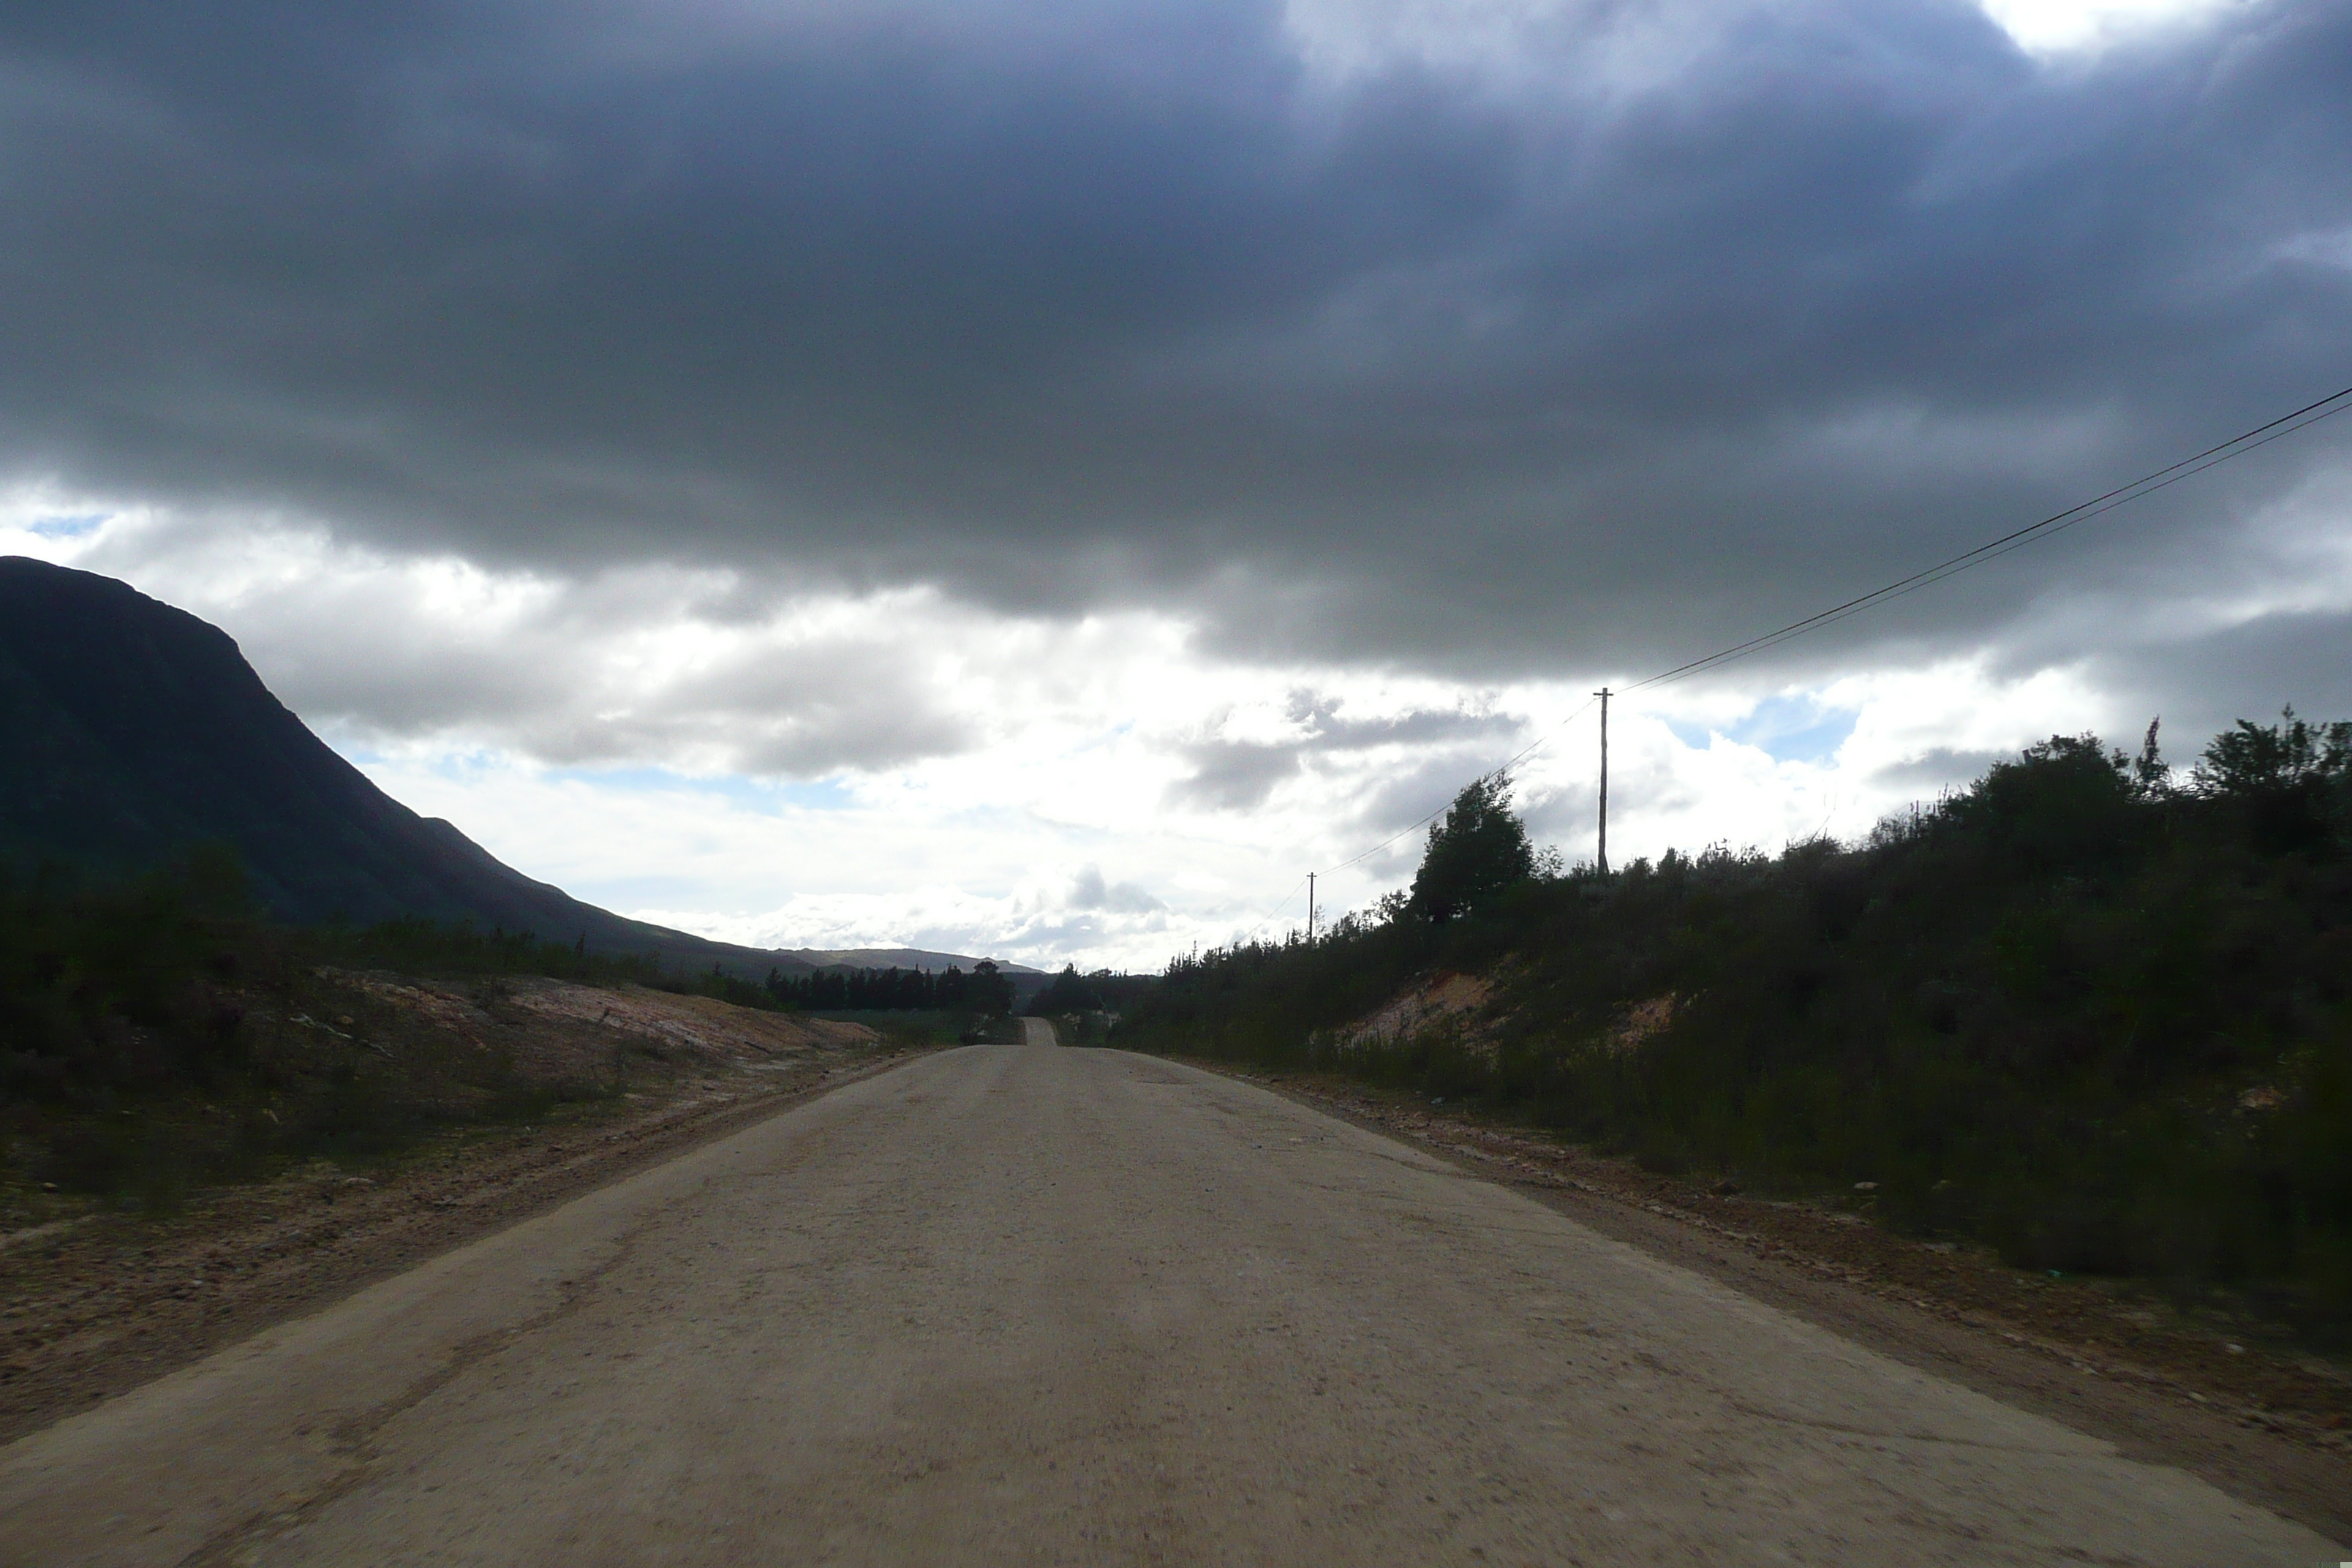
{"left": 2, "top": 1030, "right": 2339, "bottom": 1565}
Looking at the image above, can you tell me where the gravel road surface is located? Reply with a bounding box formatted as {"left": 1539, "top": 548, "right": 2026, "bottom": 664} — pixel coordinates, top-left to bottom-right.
{"left": 1, "top": 1042, "right": 2338, "bottom": 1565}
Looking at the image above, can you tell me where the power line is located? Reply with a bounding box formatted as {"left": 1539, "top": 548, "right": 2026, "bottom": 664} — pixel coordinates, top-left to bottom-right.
{"left": 1594, "top": 686, "right": 1610, "bottom": 875}
{"left": 1230, "top": 873, "right": 1312, "bottom": 944}
{"left": 1285, "top": 380, "right": 2352, "bottom": 902}
{"left": 1627, "top": 385, "right": 2352, "bottom": 693}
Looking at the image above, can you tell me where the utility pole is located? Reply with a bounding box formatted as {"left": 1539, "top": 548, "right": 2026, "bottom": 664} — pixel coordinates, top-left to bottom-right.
{"left": 1307, "top": 872, "right": 1316, "bottom": 946}
{"left": 1595, "top": 687, "right": 1611, "bottom": 876}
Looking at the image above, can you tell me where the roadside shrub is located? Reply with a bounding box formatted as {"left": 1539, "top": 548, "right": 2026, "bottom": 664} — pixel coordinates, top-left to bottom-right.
{"left": 1118, "top": 714, "right": 2352, "bottom": 1338}
{"left": 0, "top": 857, "right": 693, "bottom": 1207}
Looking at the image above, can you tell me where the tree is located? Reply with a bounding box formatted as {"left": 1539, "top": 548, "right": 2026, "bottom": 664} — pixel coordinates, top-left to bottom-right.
{"left": 2192, "top": 706, "right": 2352, "bottom": 797}
{"left": 1946, "top": 734, "right": 2141, "bottom": 876}
{"left": 968, "top": 958, "right": 1016, "bottom": 1018}
{"left": 1408, "top": 775, "right": 1539, "bottom": 922}
{"left": 2191, "top": 706, "right": 2352, "bottom": 853}
{"left": 2134, "top": 717, "right": 2168, "bottom": 795}
{"left": 1028, "top": 964, "right": 1103, "bottom": 1016}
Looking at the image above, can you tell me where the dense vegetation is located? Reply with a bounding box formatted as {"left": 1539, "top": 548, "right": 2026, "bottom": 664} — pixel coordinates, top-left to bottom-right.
{"left": 764, "top": 961, "right": 1014, "bottom": 1017}
{"left": 0, "top": 851, "right": 692, "bottom": 1207}
{"left": 1023, "top": 965, "right": 1156, "bottom": 1018}
{"left": 1117, "top": 713, "right": 2352, "bottom": 1338}
{"left": 0, "top": 849, "right": 1041, "bottom": 1210}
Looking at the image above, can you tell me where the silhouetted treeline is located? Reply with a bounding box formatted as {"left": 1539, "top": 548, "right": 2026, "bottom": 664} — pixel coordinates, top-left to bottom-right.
{"left": 339, "top": 916, "right": 666, "bottom": 985}
{"left": 1023, "top": 964, "right": 1156, "bottom": 1017}
{"left": 764, "top": 959, "right": 1014, "bottom": 1017}
{"left": 1120, "top": 713, "right": 2352, "bottom": 1338}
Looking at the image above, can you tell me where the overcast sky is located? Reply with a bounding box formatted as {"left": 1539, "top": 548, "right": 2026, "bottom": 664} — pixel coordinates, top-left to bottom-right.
{"left": 5, "top": 0, "right": 2350, "bottom": 969}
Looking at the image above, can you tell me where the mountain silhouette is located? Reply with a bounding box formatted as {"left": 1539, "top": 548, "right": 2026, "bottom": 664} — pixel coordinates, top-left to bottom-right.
{"left": 0, "top": 557, "right": 862, "bottom": 977}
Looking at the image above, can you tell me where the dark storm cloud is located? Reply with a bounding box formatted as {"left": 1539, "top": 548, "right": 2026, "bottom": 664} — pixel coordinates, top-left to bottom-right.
{"left": 4, "top": 0, "right": 2351, "bottom": 675}
{"left": 1869, "top": 747, "right": 2008, "bottom": 791}
{"left": 1173, "top": 741, "right": 1305, "bottom": 811}
{"left": 1169, "top": 693, "right": 1518, "bottom": 809}
{"left": 2095, "top": 608, "right": 2352, "bottom": 763}
{"left": 209, "top": 556, "right": 977, "bottom": 774}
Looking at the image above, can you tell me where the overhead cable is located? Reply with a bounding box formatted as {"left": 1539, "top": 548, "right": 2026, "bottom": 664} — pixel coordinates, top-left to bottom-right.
{"left": 1293, "top": 381, "right": 2352, "bottom": 894}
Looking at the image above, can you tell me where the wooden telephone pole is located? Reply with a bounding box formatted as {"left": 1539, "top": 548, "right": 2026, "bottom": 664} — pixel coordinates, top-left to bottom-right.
{"left": 1595, "top": 687, "right": 1611, "bottom": 876}
{"left": 1306, "top": 872, "right": 1316, "bottom": 945}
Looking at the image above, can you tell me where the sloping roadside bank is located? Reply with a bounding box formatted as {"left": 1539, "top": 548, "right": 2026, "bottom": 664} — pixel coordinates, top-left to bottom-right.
{"left": 0, "top": 1035, "right": 929, "bottom": 1446}
{"left": 1160, "top": 1055, "right": 2352, "bottom": 1546}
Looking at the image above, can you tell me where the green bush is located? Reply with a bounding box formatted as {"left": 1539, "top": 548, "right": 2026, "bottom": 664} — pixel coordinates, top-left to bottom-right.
{"left": 0, "top": 854, "right": 666, "bottom": 1207}
{"left": 1119, "top": 714, "right": 2352, "bottom": 1338}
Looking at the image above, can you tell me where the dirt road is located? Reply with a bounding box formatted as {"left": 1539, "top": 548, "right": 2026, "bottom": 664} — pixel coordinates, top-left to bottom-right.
{"left": 1, "top": 1045, "right": 2338, "bottom": 1565}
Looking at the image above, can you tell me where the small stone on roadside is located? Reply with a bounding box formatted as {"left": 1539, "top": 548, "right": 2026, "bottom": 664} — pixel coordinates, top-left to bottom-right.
{"left": 1852, "top": 1181, "right": 1878, "bottom": 1193}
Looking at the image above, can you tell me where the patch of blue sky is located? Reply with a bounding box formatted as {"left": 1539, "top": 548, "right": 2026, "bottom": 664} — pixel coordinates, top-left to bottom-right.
{"left": 769, "top": 777, "right": 856, "bottom": 810}
{"left": 543, "top": 765, "right": 854, "bottom": 812}
{"left": 28, "top": 513, "right": 105, "bottom": 538}
{"left": 415, "top": 747, "right": 511, "bottom": 781}
{"left": 1068, "top": 720, "right": 1138, "bottom": 755}
{"left": 1664, "top": 717, "right": 1714, "bottom": 750}
{"left": 1662, "top": 696, "right": 1858, "bottom": 764}
{"left": 1725, "top": 695, "right": 1858, "bottom": 763}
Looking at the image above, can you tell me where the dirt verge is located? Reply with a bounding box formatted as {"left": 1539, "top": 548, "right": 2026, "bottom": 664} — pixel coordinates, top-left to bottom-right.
{"left": 1196, "top": 1063, "right": 2352, "bottom": 1545}
{"left": 0, "top": 981, "right": 924, "bottom": 1447}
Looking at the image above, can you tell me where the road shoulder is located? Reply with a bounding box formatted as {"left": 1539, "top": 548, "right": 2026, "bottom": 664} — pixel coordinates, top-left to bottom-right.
{"left": 1160, "top": 1056, "right": 2352, "bottom": 1547}
{"left": 0, "top": 1038, "right": 925, "bottom": 1446}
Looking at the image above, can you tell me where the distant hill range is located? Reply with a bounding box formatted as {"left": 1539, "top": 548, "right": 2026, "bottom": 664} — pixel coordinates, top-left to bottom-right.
{"left": 0, "top": 558, "right": 1035, "bottom": 982}
{"left": 792, "top": 946, "right": 1028, "bottom": 974}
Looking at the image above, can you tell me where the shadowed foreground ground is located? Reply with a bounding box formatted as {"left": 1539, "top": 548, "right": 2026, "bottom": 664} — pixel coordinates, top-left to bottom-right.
{"left": 1, "top": 1035, "right": 2338, "bottom": 1565}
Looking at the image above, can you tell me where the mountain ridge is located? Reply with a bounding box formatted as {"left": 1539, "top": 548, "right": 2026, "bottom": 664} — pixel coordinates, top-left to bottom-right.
{"left": 0, "top": 557, "right": 1033, "bottom": 979}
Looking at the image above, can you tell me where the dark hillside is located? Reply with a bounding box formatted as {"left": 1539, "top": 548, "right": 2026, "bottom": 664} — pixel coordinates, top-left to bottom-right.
{"left": 1120, "top": 721, "right": 2352, "bottom": 1338}
{"left": 0, "top": 557, "right": 810, "bottom": 976}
